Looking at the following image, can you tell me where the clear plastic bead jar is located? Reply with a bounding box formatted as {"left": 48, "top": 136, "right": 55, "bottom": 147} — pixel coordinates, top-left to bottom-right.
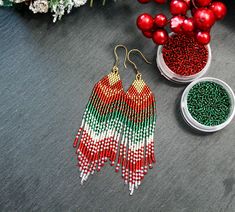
{"left": 181, "top": 77, "right": 235, "bottom": 133}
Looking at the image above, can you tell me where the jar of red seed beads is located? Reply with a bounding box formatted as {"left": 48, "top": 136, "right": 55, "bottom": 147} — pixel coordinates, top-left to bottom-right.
{"left": 157, "top": 33, "right": 212, "bottom": 84}
{"left": 181, "top": 77, "right": 235, "bottom": 132}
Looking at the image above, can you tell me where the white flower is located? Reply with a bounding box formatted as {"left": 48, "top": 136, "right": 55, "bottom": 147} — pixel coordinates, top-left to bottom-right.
{"left": 73, "top": 0, "right": 87, "bottom": 7}
{"left": 0, "top": 0, "right": 3, "bottom": 6}
{"left": 29, "top": 0, "right": 49, "bottom": 13}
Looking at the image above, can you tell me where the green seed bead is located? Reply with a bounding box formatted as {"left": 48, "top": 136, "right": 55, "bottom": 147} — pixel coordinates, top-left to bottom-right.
{"left": 187, "top": 81, "right": 231, "bottom": 126}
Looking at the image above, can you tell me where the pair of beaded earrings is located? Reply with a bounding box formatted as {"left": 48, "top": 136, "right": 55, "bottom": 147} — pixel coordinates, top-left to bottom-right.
{"left": 73, "top": 45, "right": 157, "bottom": 195}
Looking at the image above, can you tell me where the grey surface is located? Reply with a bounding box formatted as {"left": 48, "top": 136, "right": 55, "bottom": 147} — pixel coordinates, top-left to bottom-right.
{"left": 0, "top": 1, "right": 235, "bottom": 211}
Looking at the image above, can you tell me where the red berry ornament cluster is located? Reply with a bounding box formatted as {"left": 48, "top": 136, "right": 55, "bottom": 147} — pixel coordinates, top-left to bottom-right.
{"left": 136, "top": 0, "right": 227, "bottom": 45}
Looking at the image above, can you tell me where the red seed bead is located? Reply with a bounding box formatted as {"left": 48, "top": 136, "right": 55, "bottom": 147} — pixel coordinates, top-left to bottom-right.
{"left": 196, "top": 31, "right": 211, "bottom": 45}
{"left": 162, "top": 34, "right": 208, "bottom": 76}
{"left": 193, "top": 8, "right": 215, "bottom": 31}
{"left": 182, "top": 18, "right": 194, "bottom": 32}
{"left": 152, "top": 29, "right": 168, "bottom": 45}
{"left": 170, "top": 0, "right": 188, "bottom": 16}
{"left": 115, "top": 166, "right": 119, "bottom": 172}
{"left": 137, "top": 13, "right": 154, "bottom": 31}
{"left": 209, "top": 1, "right": 227, "bottom": 20}
{"left": 73, "top": 136, "right": 79, "bottom": 148}
{"left": 142, "top": 30, "right": 153, "bottom": 38}
{"left": 154, "top": 13, "right": 168, "bottom": 28}
{"left": 170, "top": 15, "right": 185, "bottom": 33}
{"left": 138, "top": 0, "right": 151, "bottom": 3}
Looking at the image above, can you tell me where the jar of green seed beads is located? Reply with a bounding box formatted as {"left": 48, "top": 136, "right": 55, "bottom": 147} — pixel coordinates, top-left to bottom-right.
{"left": 157, "top": 33, "right": 212, "bottom": 84}
{"left": 181, "top": 77, "right": 235, "bottom": 132}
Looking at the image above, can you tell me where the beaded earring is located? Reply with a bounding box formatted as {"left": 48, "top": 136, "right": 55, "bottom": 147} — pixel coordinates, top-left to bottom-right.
{"left": 115, "top": 49, "right": 157, "bottom": 195}
{"left": 73, "top": 45, "right": 128, "bottom": 184}
{"left": 73, "top": 46, "right": 157, "bottom": 196}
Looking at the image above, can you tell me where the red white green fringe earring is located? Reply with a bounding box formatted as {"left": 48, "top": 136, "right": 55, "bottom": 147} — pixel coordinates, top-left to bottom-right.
{"left": 73, "top": 45, "right": 128, "bottom": 184}
{"left": 73, "top": 46, "right": 157, "bottom": 195}
{"left": 115, "top": 49, "right": 156, "bottom": 195}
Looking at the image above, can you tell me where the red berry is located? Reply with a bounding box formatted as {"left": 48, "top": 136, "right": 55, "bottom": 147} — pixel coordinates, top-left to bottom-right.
{"left": 142, "top": 30, "right": 153, "bottom": 38}
{"left": 182, "top": 18, "right": 194, "bottom": 32}
{"left": 196, "top": 31, "right": 211, "bottom": 45}
{"left": 154, "top": 13, "right": 168, "bottom": 28}
{"left": 193, "top": 8, "right": 215, "bottom": 31}
{"left": 170, "top": 0, "right": 188, "bottom": 15}
{"left": 194, "top": 0, "right": 212, "bottom": 7}
{"left": 183, "top": 0, "right": 191, "bottom": 8}
{"left": 138, "top": 0, "right": 151, "bottom": 3}
{"left": 209, "top": 2, "right": 227, "bottom": 20}
{"left": 137, "top": 13, "right": 154, "bottom": 31}
{"left": 154, "top": 0, "right": 166, "bottom": 4}
{"left": 152, "top": 29, "right": 169, "bottom": 45}
{"left": 170, "top": 15, "right": 185, "bottom": 33}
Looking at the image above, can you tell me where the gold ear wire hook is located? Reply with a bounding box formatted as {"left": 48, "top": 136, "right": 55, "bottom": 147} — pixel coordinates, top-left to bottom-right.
{"left": 127, "top": 49, "right": 152, "bottom": 75}
{"left": 114, "top": 44, "right": 128, "bottom": 69}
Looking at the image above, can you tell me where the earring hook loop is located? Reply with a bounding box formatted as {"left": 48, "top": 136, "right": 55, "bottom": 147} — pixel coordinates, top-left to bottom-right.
{"left": 113, "top": 44, "right": 128, "bottom": 71}
{"left": 127, "top": 49, "right": 152, "bottom": 78}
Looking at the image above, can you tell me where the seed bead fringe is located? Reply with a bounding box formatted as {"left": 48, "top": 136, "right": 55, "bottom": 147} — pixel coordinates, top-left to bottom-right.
{"left": 115, "top": 78, "right": 157, "bottom": 195}
{"left": 73, "top": 73, "right": 157, "bottom": 195}
{"left": 74, "top": 72, "right": 124, "bottom": 184}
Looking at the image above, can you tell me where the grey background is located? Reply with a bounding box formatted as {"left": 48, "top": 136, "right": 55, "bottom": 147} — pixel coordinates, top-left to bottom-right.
{"left": 0, "top": 0, "right": 235, "bottom": 211}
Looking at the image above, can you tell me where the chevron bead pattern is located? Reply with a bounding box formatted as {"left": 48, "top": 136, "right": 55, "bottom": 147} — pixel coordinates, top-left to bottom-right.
{"left": 73, "top": 71, "right": 156, "bottom": 195}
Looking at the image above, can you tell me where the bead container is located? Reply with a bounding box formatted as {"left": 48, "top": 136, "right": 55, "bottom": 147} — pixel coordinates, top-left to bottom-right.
{"left": 181, "top": 77, "right": 235, "bottom": 132}
{"left": 157, "top": 33, "right": 212, "bottom": 84}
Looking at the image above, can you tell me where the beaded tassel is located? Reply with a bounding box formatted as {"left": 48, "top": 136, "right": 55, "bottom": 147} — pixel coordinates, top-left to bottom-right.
{"left": 115, "top": 76, "right": 156, "bottom": 195}
{"left": 73, "top": 70, "right": 125, "bottom": 184}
